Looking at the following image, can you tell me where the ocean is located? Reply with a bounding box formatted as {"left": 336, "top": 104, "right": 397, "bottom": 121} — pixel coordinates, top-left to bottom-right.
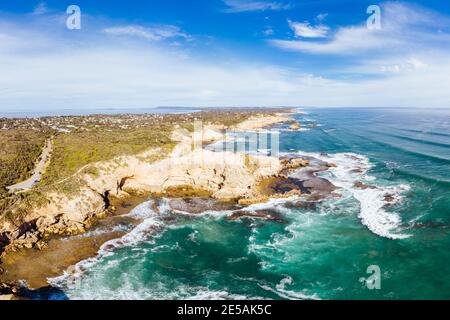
{"left": 49, "top": 107, "right": 450, "bottom": 300}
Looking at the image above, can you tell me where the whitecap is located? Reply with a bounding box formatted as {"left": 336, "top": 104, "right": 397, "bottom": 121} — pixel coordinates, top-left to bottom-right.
{"left": 259, "top": 276, "right": 320, "bottom": 300}
{"left": 49, "top": 200, "right": 165, "bottom": 290}
{"left": 295, "top": 151, "right": 412, "bottom": 240}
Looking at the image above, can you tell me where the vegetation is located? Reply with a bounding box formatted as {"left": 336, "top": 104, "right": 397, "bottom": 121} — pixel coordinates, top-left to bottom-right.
{"left": 154, "top": 185, "right": 213, "bottom": 198}
{"left": 0, "top": 129, "right": 49, "bottom": 197}
{"left": 40, "top": 125, "right": 175, "bottom": 186}
{"left": 0, "top": 108, "right": 290, "bottom": 222}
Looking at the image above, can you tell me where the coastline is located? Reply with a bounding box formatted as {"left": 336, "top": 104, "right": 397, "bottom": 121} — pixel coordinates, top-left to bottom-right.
{"left": 0, "top": 109, "right": 308, "bottom": 297}
{"left": 0, "top": 194, "right": 149, "bottom": 289}
{"left": 0, "top": 107, "right": 421, "bottom": 300}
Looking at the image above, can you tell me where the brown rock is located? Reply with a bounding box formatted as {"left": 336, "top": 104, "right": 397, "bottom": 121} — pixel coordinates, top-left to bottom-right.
{"left": 0, "top": 119, "right": 287, "bottom": 258}
{"left": 169, "top": 198, "right": 239, "bottom": 214}
{"left": 227, "top": 210, "right": 287, "bottom": 223}
{"left": 354, "top": 181, "right": 378, "bottom": 190}
{"left": 36, "top": 215, "right": 57, "bottom": 230}
{"left": 273, "top": 190, "right": 302, "bottom": 198}
{"left": 35, "top": 240, "right": 49, "bottom": 251}
{"left": 238, "top": 197, "right": 269, "bottom": 206}
{"left": 0, "top": 282, "right": 16, "bottom": 296}
{"left": 282, "top": 158, "right": 310, "bottom": 170}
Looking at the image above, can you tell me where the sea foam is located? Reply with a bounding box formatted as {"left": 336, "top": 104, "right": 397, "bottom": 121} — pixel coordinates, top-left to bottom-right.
{"left": 49, "top": 200, "right": 165, "bottom": 294}
{"left": 295, "top": 151, "right": 411, "bottom": 240}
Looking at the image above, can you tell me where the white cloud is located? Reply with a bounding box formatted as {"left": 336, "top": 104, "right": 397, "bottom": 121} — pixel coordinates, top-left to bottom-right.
{"left": 32, "top": 2, "right": 48, "bottom": 15}
{"left": 222, "top": 0, "right": 290, "bottom": 13}
{"left": 263, "top": 27, "right": 274, "bottom": 36}
{"left": 331, "top": 54, "right": 434, "bottom": 77}
{"left": 405, "top": 57, "right": 428, "bottom": 70}
{"left": 272, "top": 26, "right": 398, "bottom": 54}
{"left": 103, "top": 25, "right": 191, "bottom": 41}
{"left": 287, "top": 19, "right": 329, "bottom": 38}
{"left": 316, "top": 13, "right": 328, "bottom": 22}
{"left": 272, "top": 2, "right": 450, "bottom": 55}
{"left": 1, "top": 5, "right": 450, "bottom": 110}
{"left": 380, "top": 58, "right": 428, "bottom": 73}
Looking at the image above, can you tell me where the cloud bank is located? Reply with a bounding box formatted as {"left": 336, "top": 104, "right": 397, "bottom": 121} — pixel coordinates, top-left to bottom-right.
{"left": 0, "top": 2, "right": 450, "bottom": 110}
{"left": 103, "top": 25, "right": 191, "bottom": 41}
{"left": 272, "top": 2, "right": 450, "bottom": 55}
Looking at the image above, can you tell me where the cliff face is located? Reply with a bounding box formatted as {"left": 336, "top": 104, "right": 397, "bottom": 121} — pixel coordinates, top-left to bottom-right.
{"left": 125, "top": 149, "right": 281, "bottom": 197}
{"left": 0, "top": 118, "right": 286, "bottom": 256}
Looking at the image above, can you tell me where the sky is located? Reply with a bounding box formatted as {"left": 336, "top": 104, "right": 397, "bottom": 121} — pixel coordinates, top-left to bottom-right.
{"left": 1, "top": 0, "right": 450, "bottom": 110}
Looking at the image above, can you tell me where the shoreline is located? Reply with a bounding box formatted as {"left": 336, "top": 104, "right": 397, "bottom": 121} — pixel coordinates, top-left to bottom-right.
{"left": 0, "top": 194, "right": 149, "bottom": 289}
{"left": 0, "top": 109, "right": 305, "bottom": 296}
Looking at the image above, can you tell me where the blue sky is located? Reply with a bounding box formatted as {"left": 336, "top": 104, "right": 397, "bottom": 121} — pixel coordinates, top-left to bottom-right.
{"left": 1, "top": 0, "right": 450, "bottom": 109}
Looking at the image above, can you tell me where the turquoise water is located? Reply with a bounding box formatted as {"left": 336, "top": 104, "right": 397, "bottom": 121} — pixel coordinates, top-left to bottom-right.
{"left": 51, "top": 108, "right": 450, "bottom": 300}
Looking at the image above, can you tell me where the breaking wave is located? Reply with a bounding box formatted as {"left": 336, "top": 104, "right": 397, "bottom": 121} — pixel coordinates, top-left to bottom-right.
{"left": 295, "top": 151, "right": 411, "bottom": 239}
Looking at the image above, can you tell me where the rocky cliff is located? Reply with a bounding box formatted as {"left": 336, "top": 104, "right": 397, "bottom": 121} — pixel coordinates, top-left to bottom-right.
{"left": 0, "top": 114, "right": 292, "bottom": 257}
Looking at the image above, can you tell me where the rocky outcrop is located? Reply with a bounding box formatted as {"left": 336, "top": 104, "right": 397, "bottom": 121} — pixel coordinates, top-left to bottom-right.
{"left": 231, "top": 113, "right": 295, "bottom": 132}
{"left": 288, "top": 122, "right": 301, "bottom": 131}
{"left": 227, "top": 209, "right": 287, "bottom": 224}
{"left": 1, "top": 150, "right": 333, "bottom": 257}
{"left": 0, "top": 116, "right": 292, "bottom": 257}
{"left": 0, "top": 281, "right": 18, "bottom": 300}
{"left": 280, "top": 157, "right": 310, "bottom": 171}
{"left": 168, "top": 198, "right": 240, "bottom": 214}
{"left": 0, "top": 280, "right": 67, "bottom": 300}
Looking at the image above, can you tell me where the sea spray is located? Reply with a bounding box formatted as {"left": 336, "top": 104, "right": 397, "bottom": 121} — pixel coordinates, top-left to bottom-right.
{"left": 294, "top": 151, "right": 411, "bottom": 239}
{"left": 49, "top": 200, "right": 164, "bottom": 295}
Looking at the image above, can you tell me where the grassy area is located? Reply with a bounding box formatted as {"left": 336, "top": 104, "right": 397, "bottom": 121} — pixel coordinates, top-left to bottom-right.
{"left": 0, "top": 129, "right": 50, "bottom": 226}
{"left": 0, "top": 108, "right": 289, "bottom": 224}
{"left": 40, "top": 125, "right": 175, "bottom": 186}
{"left": 0, "top": 129, "right": 49, "bottom": 197}
{"left": 38, "top": 109, "right": 280, "bottom": 186}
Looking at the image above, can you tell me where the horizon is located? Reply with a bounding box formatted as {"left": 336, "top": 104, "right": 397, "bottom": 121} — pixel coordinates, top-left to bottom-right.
{"left": 1, "top": 0, "right": 450, "bottom": 109}
{"left": 2, "top": 1, "right": 450, "bottom": 304}
{"left": 2, "top": 105, "right": 450, "bottom": 120}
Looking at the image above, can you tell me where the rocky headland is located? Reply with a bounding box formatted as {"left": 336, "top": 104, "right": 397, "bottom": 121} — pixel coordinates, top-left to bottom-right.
{"left": 0, "top": 109, "right": 336, "bottom": 298}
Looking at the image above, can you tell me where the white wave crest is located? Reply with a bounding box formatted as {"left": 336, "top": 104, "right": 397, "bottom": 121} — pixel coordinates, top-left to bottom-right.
{"left": 259, "top": 276, "right": 320, "bottom": 300}
{"left": 49, "top": 200, "right": 164, "bottom": 290}
{"left": 296, "top": 151, "right": 411, "bottom": 240}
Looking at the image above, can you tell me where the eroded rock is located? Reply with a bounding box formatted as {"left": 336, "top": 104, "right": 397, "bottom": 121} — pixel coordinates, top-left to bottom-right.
{"left": 168, "top": 198, "right": 239, "bottom": 214}
{"left": 227, "top": 210, "right": 287, "bottom": 224}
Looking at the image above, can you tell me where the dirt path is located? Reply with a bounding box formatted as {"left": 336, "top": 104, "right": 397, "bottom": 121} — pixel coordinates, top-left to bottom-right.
{"left": 7, "top": 138, "right": 53, "bottom": 193}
